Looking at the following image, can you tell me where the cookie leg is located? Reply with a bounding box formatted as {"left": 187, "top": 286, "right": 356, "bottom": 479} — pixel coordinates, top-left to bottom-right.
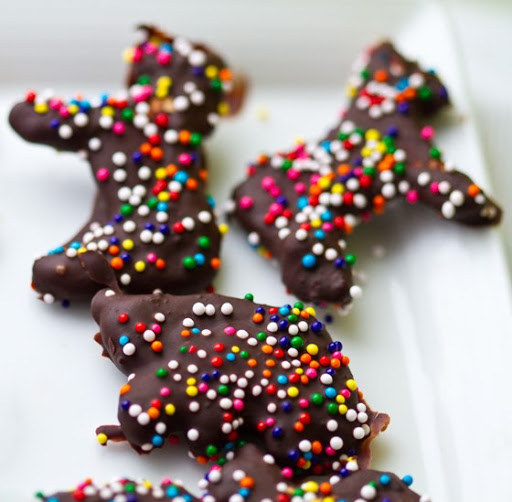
{"left": 32, "top": 249, "right": 117, "bottom": 304}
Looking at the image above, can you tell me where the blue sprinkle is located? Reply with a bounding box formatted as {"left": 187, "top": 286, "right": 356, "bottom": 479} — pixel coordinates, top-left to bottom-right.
{"left": 302, "top": 254, "right": 317, "bottom": 269}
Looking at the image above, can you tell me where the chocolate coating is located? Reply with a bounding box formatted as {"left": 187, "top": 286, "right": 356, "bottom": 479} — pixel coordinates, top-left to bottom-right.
{"left": 9, "top": 25, "right": 235, "bottom": 304}
{"left": 92, "top": 289, "right": 389, "bottom": 475}
{"left": 231, "top": 41, "right": 502, "bottom": 306}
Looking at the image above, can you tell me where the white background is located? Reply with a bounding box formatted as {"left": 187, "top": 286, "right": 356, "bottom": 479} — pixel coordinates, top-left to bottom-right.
{"left": 0, "top": 1, "right": 511, "bottom": 501}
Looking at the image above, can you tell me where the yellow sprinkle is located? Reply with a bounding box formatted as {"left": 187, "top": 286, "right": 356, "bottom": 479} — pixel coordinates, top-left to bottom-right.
{"left": 365, "top": 129, "right": 380, "bottom": 141}
{"left": 306, "top": 344, "right": 318, "bottom": 356}
{"left": 77, "top": 247, "right": 87, "bottom": 254}
{"left": 34, "top": 103, "right": 48, "bottom": 114}
{"left": 165, "top": 403, "right": 176, "bottom": 415}
{"left": 324, "top": 497, "right": 335, "bottom": 502}
{"left": 311, "top": 219, "right": 322, "bottom": 228}
{"left": 122, "top": 239, "right": 134, "bottom": 250}
{"left": 296, "top": 368, "right": 304, "bottom": 375}
{"left": 376, "top": 141, "right": 387, "bottom": 153}
{"left": 122, "top": 48, "right": 134, "bottom": 63}
{"left": 142, "top": 480, "right": 153, "bottom": 489}
{"left": 346, "top": 85, "right": 357, "bottom": 98}
{"left": 134, "top": 261, "right": 146, "bottom": 272}
{"left": 336, "top": 395, "right": 346, "bottom": 404}
{"left": 292, "top": 308, "right": 300, "bottom": 315}
{"left": 305, "top": 306, "right": 316, "bottom": 316}
{"left": 157, "top": 76, "right": 172, "bottom": 87}
{"left": 96, "top": 433, "right": 108, "bottom": 445}
{"left": 338, "top": 404, "right": 348, "bottom": 415}
{"left": 231, "top": 346, "right": 240, "bottom": 353}
{"left": 255, "top": 106, "right": 269, "bottom": 121}
{"left": 318, "top": 177, "right": 331, "bottom": 190}
{"left": 186, "top": 386, "right": 198, "bottom": 397}
{"left": 186, "top": 378, "right": 196, "bottom": 385}
{"left": 346, "top": 379, "right": 357, "bottom": 391}
{"left": 67, "top": 104, "right": 79, "bottom": 115}
{"left": 158, "top": 192, "right": 170, "bottom": 202}
{"left": 361, "top": 147, "right": 372, "bottom": 158}
{"left": 287, "top": 386, "right": 299, "bottom": 398}
{"left": 217, "top": 101, "right": 230, "bottom": 116}
{"left": 205, "top": 65, "right": 218, "bottom": 79}
{"left": 331, "top": 183, "right": 344, "bottom": 194}
{"left": 303, "top": 481, "right": 319, "bottom": 493}
{"left": 218, "top": 223, "right": 229, "bottom": 235}
{"left": 155, "top": 167, "right": 167, "bottom": 179}
{"left": 101, "top": 106, "right": 115, "bottom": 117}
{"left": 155, "top": 88, "right": 169, "bottom": 99}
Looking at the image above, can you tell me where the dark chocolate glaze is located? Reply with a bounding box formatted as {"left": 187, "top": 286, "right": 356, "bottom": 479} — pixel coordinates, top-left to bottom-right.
{"left": 205, "top": 444, "right": 426, "bottom": 501}
{"left": 92, "top": 289, "right": 389, "bottom": 476}
{"left": 9, "top": 25, "right": 235, "bottom": 304}
{"left": 232, "top": 41, "right": 502, "bottom": 307}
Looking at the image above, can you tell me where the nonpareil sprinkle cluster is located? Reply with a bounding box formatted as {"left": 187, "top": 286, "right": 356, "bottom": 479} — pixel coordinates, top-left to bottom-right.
{"left": 93, "top": 289, "right": 389, "bottom": 476}
{"left": 9, "top": 25, "right": 234, "bottom": 305}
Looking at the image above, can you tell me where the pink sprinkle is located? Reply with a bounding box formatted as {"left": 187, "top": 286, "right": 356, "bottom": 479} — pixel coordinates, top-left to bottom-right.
{"left": 49, "top": 98, "right": 61, "bottom": 110}
{"left": 145, "top": 42, "right": 158, "bottom": 55}
{"left": 132, "top": 47, "right": 143, "bottom": 62}
{"left": 269, "top": 186, "right": 281, "bottom": 197}
{"left": 305, "top": 368, "right": 317, "bottom": 379}
{"left": 160, "top": 387, "right": 171, "bottom": 397}
{"left": 239, "top": 196, "right": 253, "bottom": 210}
{"left": 147, "top": 253, "right": 157, "bottom": 263}
{"left": 198, "top": 383, "right": 208, "bottom": 393}
{"left": 233, "top": 399, "right": 244, "bottom": 411}
{"left": 287, "top": 169, "right": 300, "bottom": 180}
{"left": 152, "top": 324, "right": 162, "bottom": 334}
{"left": 113, "top": 122, "right": 125, "bottom": 135}
{"left": 354, "top": 167, "right": 363, "bottom": 177}
{"left": 265, "top": 417, "right": 275, "bottom": 426}
{"left": 299, "top": 398, "right": 309, "bottom": 408}
{"left": 421, "top": 125, "right": 435, "bottom": 140}
{"left": 332, "top": 351, "right": 342, "bottom": 359}
{"left": 269, "top": 203, "right": 283, "bottom": 216}
{"left": 310, "top": 173, "right": 321, "bottom": 184}
{"left": 295, "top": 182, "right": 307, "bottom": 194}
{"left": 406, "top": 189, "right": 419, "bottom": 204}
{"left": 59, "top": 106, "right": 70, "bottom": 117}
{"left": 179, "top": 153, "right": 192, "bottom": 166}
{"left": 325, "top": 446, "right": 335, "bottom": 456}
{"left": 96, "top": 168, "right": 110, "bottom": 182}
{"left": 161, "top": 478, "right": 172, "bottom": 486}
{"left": 224, "top": 326, "right": 236, "bottom": 336}
{"left": 157, "top": 52, "right": 172, "bottom": 65}
{"left": 281, "top": 468, "right": 293, "bottom": 479}
{"left": 341, "top": 389, "right": 351, "bottom": 399}
{"left": 322, "top": 222, "right": 333, "bottom": 231}
{"left": 430, "top": 182, "right": 439, "bottom": 194}
{"left": 361, "top": 212, "right": 372, "bottom": 222}
{"left": 261, "top": 176, "right": 275, "bottom": 190}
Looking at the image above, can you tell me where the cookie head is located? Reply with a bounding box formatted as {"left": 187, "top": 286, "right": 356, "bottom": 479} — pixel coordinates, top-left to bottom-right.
{"left": 125, "top": 25, "right": 234, "bottom": 135}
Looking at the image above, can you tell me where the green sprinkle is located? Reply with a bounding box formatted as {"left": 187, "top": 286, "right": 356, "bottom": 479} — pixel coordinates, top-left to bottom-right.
{"left": 311, "top": 393, "right": 323, "bottom": 405}
{"left": 394, "top": 162, "right": 406, "bottom": 176}
{"left": 120, "top": 204, "right": 133, "bottom": 216}
{"left": 244, "top": 293, "right": 254, "bottom": 301}
{"left": 198, "top": 236, "right": 211, "bottom": 249}
{"left": 156, "top": 368, "right": 168, "bottom": 378}
{"left": 218, "top": 385, "right": 229, "bottom": 396}
{"left": 183, "top": 256, "right": 196, "bottom": 269}
{"left": 345, "top": 254, "right": 357, "bottom": 266}
{"left": 291, "top": 336, "right": 304, "bottom": 349}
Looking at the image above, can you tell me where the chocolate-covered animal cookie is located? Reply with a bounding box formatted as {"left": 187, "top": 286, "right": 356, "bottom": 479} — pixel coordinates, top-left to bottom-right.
{"left": 231, "top": 42, "right": 502, "bottom": 307}
{"left": 93, "top": 289, "right": 389, "bottom": 475}
{"left": 203, "top": 443, "right": 429, "bottom": 501}
{"left": 36, "top": 478, "right": 197, "bottom": 501}
{"left": 9, "top": 25, "right": 236, "bottom": 305}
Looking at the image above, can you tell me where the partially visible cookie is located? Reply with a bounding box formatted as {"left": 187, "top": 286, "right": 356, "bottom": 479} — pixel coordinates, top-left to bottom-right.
{"left": 93, "top": 289, "right": 389, "bottom": 475}
{"left": 36, "top": 478, "right": 196, "bottom": 501}
{"left": 203, "top": 443, "right": 428, "bottom": 501}
{"left": 9, "top": 25, "right": 236, "bottom": 305}
{"left": 231, "top": 41, "right": 502, "bottom": 307}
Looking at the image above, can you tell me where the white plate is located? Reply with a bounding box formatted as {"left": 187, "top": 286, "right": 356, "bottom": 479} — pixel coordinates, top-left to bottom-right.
{"left": 0, "top": 1, "right": 510, "bottom": 501}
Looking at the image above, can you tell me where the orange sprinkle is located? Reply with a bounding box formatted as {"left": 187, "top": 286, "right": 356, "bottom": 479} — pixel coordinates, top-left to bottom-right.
{"left": 140, "top": 142, "right": 151, "bottom": 155}
{"left": 196, "top": 456, "right": 208, "bottom": 465}
{"left": 374, "top": 69, "right": 388, "bottom": 82}
{"left": 155, "top": 259, "right": 166, "bottom": 270}
{"left": 330, "top": 359, "right": 341, "bottom": 369}
{"left": 309, "top": 185, "right": 322, "bottom": 196}
{"left": 108, "top": 245, "right": 120, "bottom": 256}
{"left": 257, "top": 154, "right": 269, "bottom": 165}
{"left": 320, "top": 482, "right": 332, "bottom": 495}
{"left": 179, "top": 130, "right": 191, "bottom": 144}
{"left": 300, "top": 375, "right": 309, "bottom": 385}
{"left": 151, "top": 147, "right": 163, "bottom": 161}
{"left": 337, "top": 163, "right": 351, "bottom": 175}
{"left": 211, "top": 257, "right": 221, "bottom": 270}
{"left": 151, "top": 341, "right": 163, "bottom": 352}
{"left": 342, "top": 355, "right": 350, "bottom": 366}
{"left": 119, "top": 384, "right": 131, "bottom": 395}
{"left": 300, "top": 354, "right": 312, "bottom": 365}
{"left": 248, "top": 358, "right": 257, "bottom": 367}
{"left": 262, "top": 369, "right": 272, "bottom": 378}
{"left": 110, "top": 257, "right": 124, "bottom": 270}
{"left": 262, "top": 345, "right": 273, "bottom": 354}
{"left": 294, "top": 422, "right": 304, "bottom": 433}
{"left": 186, "top": 178, "right": 198, "bottom": 191}
{"left": 219, "top": 68, "right": 233, "bottom": 81}
{"left": 252, "top": 313, "right": 264, "bottom": 323}
{"left": 265, "top": 359, "right": 276, "bottom": 368}
{"left": 199, "top": 169, "right": 209, "bottom": 181}
{"left": 240, "top": 477, "right": 255, "bottom": 489}
{"left": 148, "top": 407, "right": 160, "bottom": 419}
{"left": 309, "top": 360, "right": 320, "bottom": 370}
{"left": 404, "top": 87, "right": 417, "bottom": 100}
{"left": 181, "top": 330, "right": 191, "bottom": 338}
{"left": 311, "top": 441, "right": 322, "bottom": 454}
{"left": 468, "top": 184, "right": 480, "bottom": 197}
